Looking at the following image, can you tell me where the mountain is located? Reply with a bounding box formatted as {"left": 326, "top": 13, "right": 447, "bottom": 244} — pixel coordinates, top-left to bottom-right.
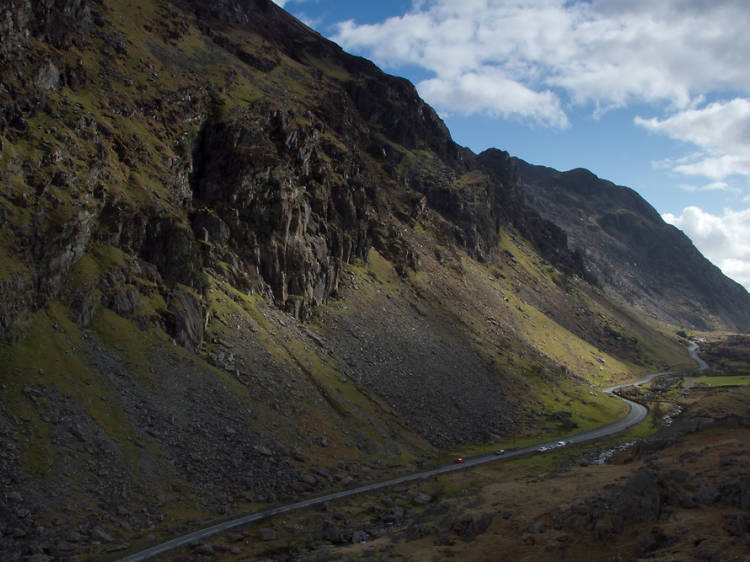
{"left": 0, "top": 0, "right": 740, "bottom": 558}
{"left": 516, "top": 160, "right": 750, "bottom": 331}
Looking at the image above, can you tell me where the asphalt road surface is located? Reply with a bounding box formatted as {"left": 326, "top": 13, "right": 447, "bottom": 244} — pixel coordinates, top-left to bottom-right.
{"left": 118, "top": 344, "right": 707, "bottom": 561}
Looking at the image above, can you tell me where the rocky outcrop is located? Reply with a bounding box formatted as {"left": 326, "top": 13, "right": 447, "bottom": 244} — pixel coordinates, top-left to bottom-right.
{"left": 612, "top": 469, "right": 663, "bottom": 527}
{"left": 0, "top": 0, "right": 93, "bottom": 130}
{"left": 478, "top": 150, "right": 587, "bottom": 276}
{"left": 166, "top": 285, "right": 206, "bottom": 351}
{"left": 344, "top": 73, "right": 464, "bottom": 166}
{"left": 189, "top": 105, "right": 373, "bottom": 317}
{"left": 0, "top": 0, "right": 92, "bottom": 57}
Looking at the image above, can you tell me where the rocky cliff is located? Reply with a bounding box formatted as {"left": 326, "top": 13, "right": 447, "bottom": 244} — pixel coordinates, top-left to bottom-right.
{"left": 517, "top": 160, "right": 750, "bottom": 331}
{"left": 0, "top": 0, "right": 581, "bottom": 341}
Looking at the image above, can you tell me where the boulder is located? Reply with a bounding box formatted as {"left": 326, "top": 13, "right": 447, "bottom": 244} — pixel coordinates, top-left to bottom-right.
{"left": 167, "top": 285, "right": 206, "bottom": 352}
{"left": 413, "top": 492, "right": 432, "bottom": 506}
{"left": 614, "top": 469, "right": 662, "bottom": 524}
{"left": 259, "top": 527, "right": 277, "bottom": 541}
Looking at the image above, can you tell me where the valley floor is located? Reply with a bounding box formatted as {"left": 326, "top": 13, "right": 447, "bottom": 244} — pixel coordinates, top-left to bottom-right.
{"left": 159, "top": 380, "right": 750, "bottom": 561}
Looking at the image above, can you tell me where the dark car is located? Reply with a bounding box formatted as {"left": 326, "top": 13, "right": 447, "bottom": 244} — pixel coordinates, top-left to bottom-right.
{"left": 455, "top": 458, "right": 465, "bottom": 464}
{"left": 495, "top": 449, "right": 505, "bottom": 455}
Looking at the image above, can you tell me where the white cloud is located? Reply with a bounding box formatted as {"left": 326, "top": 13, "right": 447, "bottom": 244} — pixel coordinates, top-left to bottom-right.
{"left": 332, "top": 0, "right": 750, "bottom": 130}
{"left": 663, "top": 206, "right": 750, "bottom": 290}
{"left": 636, "top": 98, "right": 750, "bottom": 180}
{"left": 418, "top": 71, "right": 569, "bottom": 127}
{"left": 678, "top": 181, "right": 741, "bottom": 195}
{"left": 673, "top": 155, "right": 750, "bottom": 181}
{"left": 273, "top": 0, "right": 312, "bottom": 8}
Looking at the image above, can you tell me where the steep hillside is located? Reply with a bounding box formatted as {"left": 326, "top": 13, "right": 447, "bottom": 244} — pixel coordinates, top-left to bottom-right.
{"left": 0, "top": 0, "right": 707, "bottom": 557}
{"left": 516, "top": 159, "right": 750, "bottom": 331}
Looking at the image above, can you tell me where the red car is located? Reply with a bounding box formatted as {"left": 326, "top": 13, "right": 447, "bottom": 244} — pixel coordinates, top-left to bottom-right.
{"left": 455, "top": 458, "right": 465, "bottom": 464}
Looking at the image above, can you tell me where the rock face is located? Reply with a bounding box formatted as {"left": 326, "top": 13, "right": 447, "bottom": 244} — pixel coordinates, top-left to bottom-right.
{"left": 0, "top": 0, "right": 92, "bottom": 56}
{"left": 189, "top": 106, "right": 372, "bottom": 318}
{"left": 518, "top": 160, "right": 750, "bottom": 330}
{"left": 478, "top": 150, "right": 586, "bottom": 276}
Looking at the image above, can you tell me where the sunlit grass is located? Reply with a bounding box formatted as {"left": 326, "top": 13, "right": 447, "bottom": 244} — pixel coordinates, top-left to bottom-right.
{"left": 686, "top": 375, "right": 750, "bottom": 387}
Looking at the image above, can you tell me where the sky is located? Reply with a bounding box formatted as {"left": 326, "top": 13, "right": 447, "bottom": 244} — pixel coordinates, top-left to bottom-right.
{"left": 273, "top": 0, "right": 750, "bottom": 291}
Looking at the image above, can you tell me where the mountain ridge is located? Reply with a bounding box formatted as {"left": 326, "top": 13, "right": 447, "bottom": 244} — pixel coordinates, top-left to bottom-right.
{"left": 516, "top": 158, "right": 750, "bottom": 331}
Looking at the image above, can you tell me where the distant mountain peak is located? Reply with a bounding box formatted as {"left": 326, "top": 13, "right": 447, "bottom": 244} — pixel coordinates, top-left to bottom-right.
{"left": 516, "top": 158, "right": 750, "bottom": 331}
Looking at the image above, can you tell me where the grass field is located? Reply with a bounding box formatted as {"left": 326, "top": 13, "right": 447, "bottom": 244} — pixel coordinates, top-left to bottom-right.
{"left": 686, "top": 375, "right": 750, "bottom": 387}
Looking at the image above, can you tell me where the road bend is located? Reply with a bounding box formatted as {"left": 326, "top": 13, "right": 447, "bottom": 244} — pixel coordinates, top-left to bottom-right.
{"left": 118, "top": 344, "right": 707, "bottom": 562}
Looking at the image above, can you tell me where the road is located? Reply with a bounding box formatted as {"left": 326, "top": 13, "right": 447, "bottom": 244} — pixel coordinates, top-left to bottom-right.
{"left": 117, "top": 344, "right": 707, "bottom": 562}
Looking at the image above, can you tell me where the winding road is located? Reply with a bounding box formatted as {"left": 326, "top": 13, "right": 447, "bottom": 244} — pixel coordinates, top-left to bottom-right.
{"left": 117, "top": 343, "right": 707, "bottom": 562}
